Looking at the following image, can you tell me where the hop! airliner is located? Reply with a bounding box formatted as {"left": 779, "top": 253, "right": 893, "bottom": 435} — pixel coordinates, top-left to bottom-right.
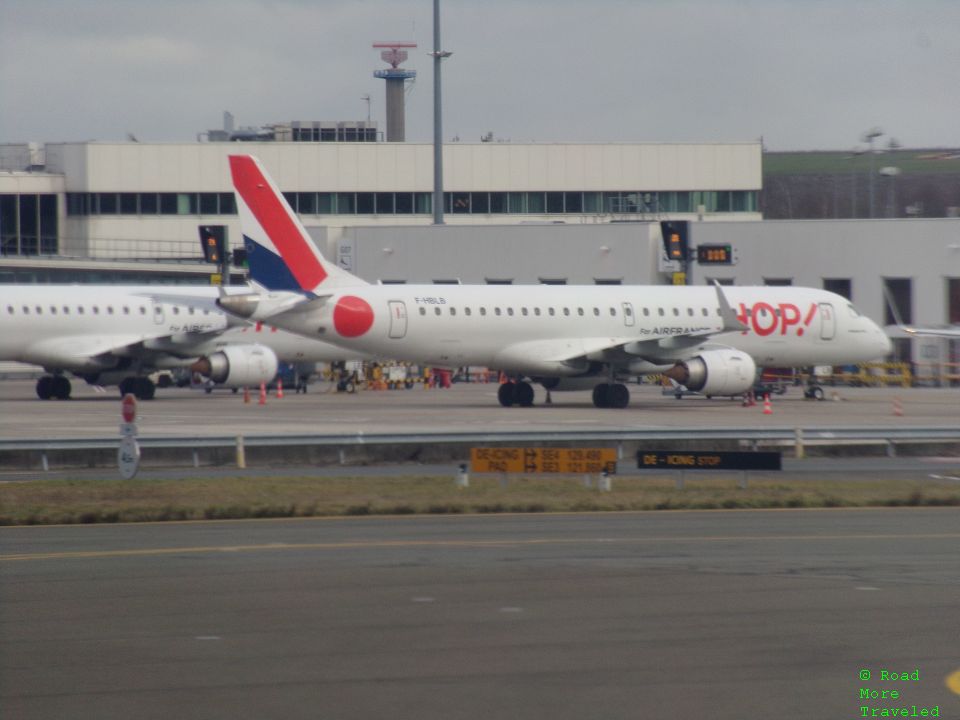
{"left": 0, "top": 284, "right": 358, "bottom": 400}
{"left": 218, "top": 155, "right": 892, "bottom": 408}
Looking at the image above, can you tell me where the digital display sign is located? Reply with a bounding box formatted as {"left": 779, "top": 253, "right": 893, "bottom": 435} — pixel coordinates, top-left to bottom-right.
{"left": 696, "top": 244, "right": 734, "bottom": 265}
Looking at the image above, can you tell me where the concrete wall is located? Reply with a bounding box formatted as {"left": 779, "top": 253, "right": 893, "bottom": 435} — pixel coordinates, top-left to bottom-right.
{"left": 690, "top": 219, "right": 960, "bottom": 324}
{"left": 328, "top": 223, "right": 663, "bottom": 285}
{"left": 40, "top": 141, "right": 760, "bottom": 193}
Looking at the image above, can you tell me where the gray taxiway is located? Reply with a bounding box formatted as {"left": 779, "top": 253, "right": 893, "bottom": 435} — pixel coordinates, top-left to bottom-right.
{"left": 2, "top": 509, "right": 959, "bottom": 719}
{"left": 1, "top": 379, "right": 957, "bottom": 440}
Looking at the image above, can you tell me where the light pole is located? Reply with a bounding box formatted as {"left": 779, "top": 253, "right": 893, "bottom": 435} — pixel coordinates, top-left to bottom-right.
{"left": 847, "top": 147, "right": 864, "bottom": 218}
{"left": 430, "top": 0, "right": 452, "bottom": 225}
{"left": 879, "top": 166, "right": 901, "bottom": 218}
{"left": 861, "top": 127, "right": 883, "bottom": 218}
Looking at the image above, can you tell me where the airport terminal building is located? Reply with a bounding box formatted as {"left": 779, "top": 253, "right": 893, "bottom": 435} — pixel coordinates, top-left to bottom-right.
{"left": 0, "top": 140, "right": 762, "bottom": 261}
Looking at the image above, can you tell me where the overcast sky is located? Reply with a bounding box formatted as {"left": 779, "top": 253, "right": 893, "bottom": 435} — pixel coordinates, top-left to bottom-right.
{"left": 1, "top": 0, "right": 957, "bottom": 150}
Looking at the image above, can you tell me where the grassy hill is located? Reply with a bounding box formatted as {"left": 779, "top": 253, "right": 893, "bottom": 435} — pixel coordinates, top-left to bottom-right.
{"left": 761, "top": 149, "right": 960, "bottom": 218}
{"left": 764, "top": 149, "right": 960, "bottom": 176}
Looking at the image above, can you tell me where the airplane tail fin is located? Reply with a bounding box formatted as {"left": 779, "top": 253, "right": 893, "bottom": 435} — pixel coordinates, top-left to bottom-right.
{"left": 228, "top": 155, "right": 367, "bottom": 294}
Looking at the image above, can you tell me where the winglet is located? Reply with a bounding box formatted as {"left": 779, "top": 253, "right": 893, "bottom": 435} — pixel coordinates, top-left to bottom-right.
{"left": 714, "top": 280, "right": 748, "bottom": 332}
{"left": 882, "top": 285, "right": 906, "bottom": 327}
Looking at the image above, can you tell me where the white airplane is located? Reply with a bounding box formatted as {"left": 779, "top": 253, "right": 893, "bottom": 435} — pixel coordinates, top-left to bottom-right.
{"left": 218, "top": 155, "right": 893, "bottom": 409}
{"left": 0, "top": 284, "right": 357, "bottom": 400}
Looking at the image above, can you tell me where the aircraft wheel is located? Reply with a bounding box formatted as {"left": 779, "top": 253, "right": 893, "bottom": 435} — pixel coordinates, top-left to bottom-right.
{"left": 36, "top": 376, "right": 54, "bottom": 400}
{"left": 119, "top": 377, "right": 137, "bottom": 397}
{"left": 610, "top": 383, "right": 630, "bottom": 409}
{"left": 592, "top": 383, "right": 610, "bottom": 408}
{"left": 515, "top": 381, "right": 535, "bottom": 407}
{"left": 52, "top": 375, "right": 72, "bottom": 400}
{"left": 136, "top": 377, "right": 156, "bottom": 401}
{"left": 497, "top": 382, "right": 516, "bottom": 407}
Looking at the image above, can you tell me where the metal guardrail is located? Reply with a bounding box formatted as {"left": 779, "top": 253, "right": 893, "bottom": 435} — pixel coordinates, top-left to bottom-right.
{"left": 2, "top": 427, "right": 960, "bottom": 455}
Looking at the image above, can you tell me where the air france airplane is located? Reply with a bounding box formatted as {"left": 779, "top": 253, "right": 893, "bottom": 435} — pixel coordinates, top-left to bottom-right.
{"left": 0, "top": 284, "right": 357, "bottom": 400}
{"left": 218, "top": 155, "right": 892, "bottom": 409}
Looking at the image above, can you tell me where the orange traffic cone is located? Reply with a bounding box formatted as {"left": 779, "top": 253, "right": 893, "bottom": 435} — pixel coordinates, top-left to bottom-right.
{"left": 762, "top": 394, "right": 773, "bottom": 415}
{"left": 243, "top": 386, "right": 251, "bottom": 404}
{"left": 893, "top": 397, "right": 903, "bottom": 416}
{"left": 276, "top": 378, "right": 284, "bottom": 399}
{"left": 259, "top": 382, "right": 267, "bottom": 405}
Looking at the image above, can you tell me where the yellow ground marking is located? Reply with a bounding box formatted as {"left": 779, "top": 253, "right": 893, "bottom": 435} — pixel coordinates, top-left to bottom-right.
{"left": 3, "top": 532, "right": 960, "bottom": 563}
{"left": 946, "top": 668, "right": 960, "bottom": 696}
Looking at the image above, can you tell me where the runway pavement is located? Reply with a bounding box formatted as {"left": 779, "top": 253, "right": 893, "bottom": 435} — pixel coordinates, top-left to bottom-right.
{"left": 2, "top": 509, "right": 959, "bottom": 719}
{"left": 1, "top": 378, "right": 957, "bottom": 440}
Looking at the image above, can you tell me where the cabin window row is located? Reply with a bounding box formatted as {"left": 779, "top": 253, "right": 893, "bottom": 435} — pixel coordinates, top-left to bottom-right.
{"left": 5, "top": 304, "right": 212, "bottom": 316}
{"left": 416, "top": 305, "right": 725, "bottom": 318}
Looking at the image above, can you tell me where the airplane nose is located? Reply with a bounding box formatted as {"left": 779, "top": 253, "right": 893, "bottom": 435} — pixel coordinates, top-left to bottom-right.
{"left": 876, "top": 324, "right": 894, "bottom": 357}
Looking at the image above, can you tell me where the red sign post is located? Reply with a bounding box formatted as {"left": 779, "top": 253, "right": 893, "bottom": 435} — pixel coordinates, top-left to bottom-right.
{"left": 121, "top": 393, "right": 137, "bottom": 423}
{"left": 118, "top": 393, "right": 141, "bottom": 478}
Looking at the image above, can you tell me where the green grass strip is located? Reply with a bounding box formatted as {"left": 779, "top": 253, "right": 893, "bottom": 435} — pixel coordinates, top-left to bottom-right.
{"left": 1, "top": 474, "right": 959, "bottom": 526}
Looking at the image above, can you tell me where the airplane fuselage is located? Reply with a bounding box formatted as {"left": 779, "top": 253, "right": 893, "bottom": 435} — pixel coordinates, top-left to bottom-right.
{"left": 0, "top": 284, "right": 358, "bottom": 399}
{"left": 0, "top": 286, "right": 226, "bottom": 370}
{"left": 270, "top": 284, "right": 891, "bottom": 374}
{"left": 225, "top": 153, "right": 893, "bottom": 408}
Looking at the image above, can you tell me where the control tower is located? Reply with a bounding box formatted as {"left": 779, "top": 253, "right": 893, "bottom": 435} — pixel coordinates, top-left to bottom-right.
{"left": 373, "top": 42, "right": 417, "bottom": 142}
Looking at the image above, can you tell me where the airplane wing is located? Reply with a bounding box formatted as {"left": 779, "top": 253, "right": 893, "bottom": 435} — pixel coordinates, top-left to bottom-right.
{"left": 882, "top": 285, "right": 960, "bottom": 338}
{"left": 492, "top": 337, "right": 631, "bottom": 373}
{"left": 24, "top": 335, "right": 160, "bottom": 371}
{"left": 493, "top": 283, "right": 747, "bottom": 373}
{"left": 24, "top": 327, "right": 239, "bottom": 370}
{"left": 491, "top": 333, "right": 729, "bottom": 375}
{"left": 900, "top": 325, "right": 960, "bottom": 338}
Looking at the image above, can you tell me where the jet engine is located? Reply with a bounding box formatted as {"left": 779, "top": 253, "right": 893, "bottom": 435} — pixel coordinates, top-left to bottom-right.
{"left": 191, "top": 345, "right": 279, "bottom": 387}
{"left": 663, "top": 349, "right": 757, "bottom": 396}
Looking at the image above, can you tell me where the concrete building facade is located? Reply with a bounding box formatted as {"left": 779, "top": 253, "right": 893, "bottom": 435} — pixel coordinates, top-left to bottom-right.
{"left": 0, "top": 140, "right": 762, "bottom": 261}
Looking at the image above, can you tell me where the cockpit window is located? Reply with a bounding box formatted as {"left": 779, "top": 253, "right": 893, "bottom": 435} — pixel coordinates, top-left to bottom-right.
{"left": 847, "top": 304, "right": 861, "bottom": 318}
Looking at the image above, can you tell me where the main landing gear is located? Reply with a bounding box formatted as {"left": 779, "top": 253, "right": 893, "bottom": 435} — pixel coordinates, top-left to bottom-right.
{"left": 497, "top": 380, "right": 535, "bottom": 407}
{"left": 592, "top": 382, "right": 630, "bottom": 409}
{"left": 118, "top": 376, "right": 156, "bottom": 400}
{"left": 36, "top": 375, "right": 72, "bottom": 400}
{"left": 497, "top": 379, "right": 631, "bottom": 409}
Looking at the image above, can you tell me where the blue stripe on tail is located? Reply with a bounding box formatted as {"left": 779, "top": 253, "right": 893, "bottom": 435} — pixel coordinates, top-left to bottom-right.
{"left": 244, "top": 236, "right": 303, "bottom": 292}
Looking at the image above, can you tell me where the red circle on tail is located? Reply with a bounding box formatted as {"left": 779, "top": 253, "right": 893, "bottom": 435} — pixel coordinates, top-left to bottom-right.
{"left": 333, "top": 295, "right": 375, "bottom": 337}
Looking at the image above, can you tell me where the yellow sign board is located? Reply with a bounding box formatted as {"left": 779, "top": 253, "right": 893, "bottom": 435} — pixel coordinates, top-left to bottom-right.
{"left": 672, "top": 272, "right": 686, "bottom": 285}
{"left": 470, "top": 447, "right": 617, "bottom": 475}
